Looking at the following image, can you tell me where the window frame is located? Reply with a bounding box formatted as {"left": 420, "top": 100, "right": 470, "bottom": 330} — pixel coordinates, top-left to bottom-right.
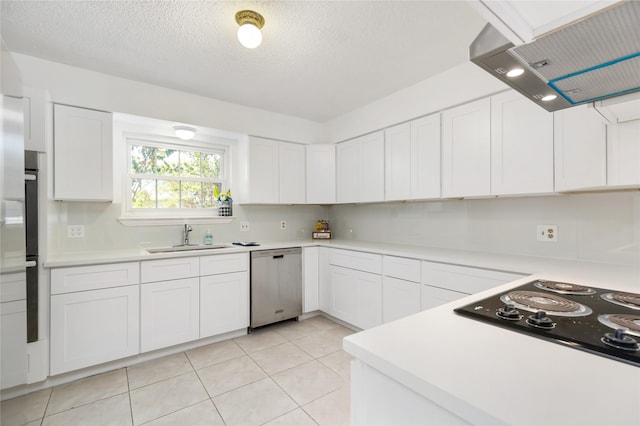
{"left": 122, "top": 134, "right": 231, "bottom": 222}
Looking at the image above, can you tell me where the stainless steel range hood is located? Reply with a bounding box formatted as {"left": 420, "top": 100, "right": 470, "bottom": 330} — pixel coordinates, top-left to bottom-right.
{"left": 470, "top": 1, "right": 640, "bottom": 112}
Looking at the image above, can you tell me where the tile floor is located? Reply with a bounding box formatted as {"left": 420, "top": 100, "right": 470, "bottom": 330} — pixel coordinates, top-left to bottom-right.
{"left": 1, "top": 316, "right": 354, "bottom": 426}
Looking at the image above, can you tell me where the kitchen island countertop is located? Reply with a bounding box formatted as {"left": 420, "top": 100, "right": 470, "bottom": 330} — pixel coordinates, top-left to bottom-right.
{"left": 343, "top": 271, "right": 640, "bottom": 425}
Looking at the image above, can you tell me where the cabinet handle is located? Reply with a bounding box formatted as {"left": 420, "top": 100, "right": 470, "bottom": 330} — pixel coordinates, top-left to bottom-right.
{"left": 26, "top": 260, "right": 37, "bottom": 268}
{"left": 273, "top": 255, "right": 284, "bottom": 259}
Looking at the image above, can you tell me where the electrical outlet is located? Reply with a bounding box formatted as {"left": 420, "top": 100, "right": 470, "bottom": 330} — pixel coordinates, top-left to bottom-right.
{"left": 537, "top": 224, "right": 558, "bottom": 242}
{"left": 240, "top": 221, "right": 250, "bottom": 232}
{"left": 280, "top": 220, "right": 287, "bottom": 230}
{"left": 68, "top": 225, "right": 85, "bottom": 238}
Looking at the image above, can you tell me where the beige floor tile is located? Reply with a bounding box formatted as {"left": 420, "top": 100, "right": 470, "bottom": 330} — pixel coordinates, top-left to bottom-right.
{"left": 304, "top": 315, "right": 341, "bottom": 331}
{"left": 46, "top": 369, "right": 128, "bottom": 416}
{"left": 1, "top": 388, "right": 51, "bottom": 426}
{"left": 271, "top": 319, "right": 325, "bottom": 341}
{"left": 303, "top": 386, "right": 351, "bottom": 426}
{"left": 292, "top": 327, "right": 352, "bottom": 359}
{"left": 41, "top": 393, "right": 131, "bottom": 426}
{"left": 318, "top": 350, "right": 353, "bottom": 378}
{"left": 213, "top": 378, "right": 297, "bottom": 426}
{"left": 185, "top": 339, "right": 244, "bottom": 370}
{"left": 249, "top": 342, "right": 313, "bottom": 375}
{"left": 127, "top": 352, "right": 193, "bottom": 390}
{"left": 263, "top": 407, "right": 317, "bottom": 426}
{"left": 129, "top": 371, "right": 208, "bottom": 425}
{"left": 197, "top": 355, "right": 266, "bottom": 397}
{"left": 272, "top": 360, "right": 343, "bottom": 405}
{"left": 233, "top": 330, "right": 287, "bottom": 353}
{"left": 144, "top": 400, "right": 224, "bottom": 426}
{"left": 23, "top": 420, "right": 42, "bottom": 426}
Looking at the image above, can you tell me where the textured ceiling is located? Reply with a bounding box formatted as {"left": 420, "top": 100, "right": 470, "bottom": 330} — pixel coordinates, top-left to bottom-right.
{"left": 0, "top": 1, "right": 486, "bottom": 122}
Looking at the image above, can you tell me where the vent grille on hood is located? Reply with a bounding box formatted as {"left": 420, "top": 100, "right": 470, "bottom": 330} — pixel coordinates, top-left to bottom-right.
{"left": 470, "top": 1, "right": 640, "bottom": 111}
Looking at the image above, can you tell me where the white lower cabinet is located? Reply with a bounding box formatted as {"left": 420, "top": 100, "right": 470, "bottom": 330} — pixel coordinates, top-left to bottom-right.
{"left": 50, "top": 285, "right": 139, "bottom": 375}
{"left": 303, "top": 247, "right": 320, "bottom": 312}
{"left": 383, "top": 277, "right": 421, "bottom": 323}
{"left": 200, "top": 272, "right": 249, "bottom": 338}
{"left": 1, "top": 300, "right": 27, "bottom": 388}
{"left": 421, "top": 285, "right": 467, "bottom": 311}
{"left": 329, "top": 265, "right": 382, "bottom": 329}
{"left": 140, "top": 278, "right": 199, "bottom": 352}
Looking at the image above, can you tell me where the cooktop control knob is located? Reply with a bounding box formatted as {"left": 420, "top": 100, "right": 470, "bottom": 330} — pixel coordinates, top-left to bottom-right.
{"left": 601, "top": 329, "right": 640, "bottom": 352}
{"left": 496, "top": 303, "right": 523, "bottom": 321}
{"left": 526, "top": 311, "right": 555, "bottom": 329}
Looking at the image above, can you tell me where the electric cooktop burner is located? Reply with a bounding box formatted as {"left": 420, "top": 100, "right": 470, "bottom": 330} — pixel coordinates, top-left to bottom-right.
{"left": 454, "top": 279, "right": 640, "bottom": 367}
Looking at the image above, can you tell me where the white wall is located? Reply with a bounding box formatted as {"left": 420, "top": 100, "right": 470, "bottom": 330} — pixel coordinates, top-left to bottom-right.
{"left": 324, "top": 62, "right": 508, "bottom": 143}
{"left": 13, "top": 54, "right": 326, "bottom": 144}
{"left": 329, "top": 191, "right": 640, "bottom": 266}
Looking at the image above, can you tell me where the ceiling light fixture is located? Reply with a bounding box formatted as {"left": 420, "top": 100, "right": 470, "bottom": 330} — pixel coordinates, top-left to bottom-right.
{"left": 506, "top": 68, "right": 524, "bottom": 78}
{"left": 235, "top": 10, "right": 264, "bottom": 49}
{"left": 173, "top": 126, "right": 196, "bottom": 140}
{"left": 541, "top": 94, "right": 558, "bottom": 102}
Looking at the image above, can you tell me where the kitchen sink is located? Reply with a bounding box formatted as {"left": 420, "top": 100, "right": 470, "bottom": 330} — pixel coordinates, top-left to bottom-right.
{"left": 147, "top": 244, "right": 231, "bottom": 254}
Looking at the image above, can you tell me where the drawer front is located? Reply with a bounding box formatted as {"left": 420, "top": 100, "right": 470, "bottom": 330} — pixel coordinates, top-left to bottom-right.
{"left": 141, "top": 257, "right": 199, "bottom": 283}
{"left": 421, "top": 261, "right": 525, "bottom": 295}
{"left": 383, "top": 256, "right": 420, "bottom": 282}
{"left": 1, "top": 272, "right": 26, "bottom": 302}
{"left": 421, "top": 284, "right": 467, "bottom": 311}
{"left": 200, "top": 253, "right": 249, "bottom": 276}
{"left": 330, "top": 249, "right": 382, "bottom": 274}
{"left": 51, "top": 262, "right": 140, "bottom": 294}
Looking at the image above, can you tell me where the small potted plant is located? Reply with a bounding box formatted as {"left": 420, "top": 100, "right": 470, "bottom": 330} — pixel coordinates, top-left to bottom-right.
{"left": 214, "top": 187, "right": 233, "bottom": 216}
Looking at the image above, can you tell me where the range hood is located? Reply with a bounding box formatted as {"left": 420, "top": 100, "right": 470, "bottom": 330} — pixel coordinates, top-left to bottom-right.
{"left": 470, "top": 1, "right": 640, "bottom": 112}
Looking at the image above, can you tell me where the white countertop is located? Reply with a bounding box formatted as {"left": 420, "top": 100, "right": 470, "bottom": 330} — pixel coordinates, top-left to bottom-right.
{"left": 343, "top": 272, "right": 640, "bottom": 426}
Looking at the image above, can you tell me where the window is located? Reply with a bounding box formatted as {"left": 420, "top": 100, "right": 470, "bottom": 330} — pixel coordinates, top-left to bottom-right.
{"left": 126, "top": 138, "right": 227, "bottom": 213}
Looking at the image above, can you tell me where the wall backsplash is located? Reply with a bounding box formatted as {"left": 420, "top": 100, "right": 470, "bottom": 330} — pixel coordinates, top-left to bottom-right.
{"left": 329, "top": 191, "right": 640, "bottom": 266}
{"left": 48, "top": 202, "right": 329, "bottom": 254}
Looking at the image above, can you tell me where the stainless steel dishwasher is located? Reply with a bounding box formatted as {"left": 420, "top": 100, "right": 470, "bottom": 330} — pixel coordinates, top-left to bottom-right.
{"left": 250, "top": 247, "right": 302, "bottom": 329}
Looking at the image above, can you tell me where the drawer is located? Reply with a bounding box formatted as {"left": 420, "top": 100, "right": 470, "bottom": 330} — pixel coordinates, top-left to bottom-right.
{"left": 383, "top": 256, "right": 420, "bottom": 282}
{"left": 1, "top": 272, "right": 26, "bottom": 302}
{"left": 421, "top": 261, "right": 525, "bottom": 295}
{"left": 421, "top": 284, "right": 467, "bottom": 311}
{"left": 200, "top": 253, "right": 249, "bottom": 276}
{"left": 141, "top": 257, "right": 199, "bottom": 283}
{"left": 330, "top": 249, "right": 382, "bottom": 274}
{"left": 51, "top": 262, "right": 140, "bottom": 294}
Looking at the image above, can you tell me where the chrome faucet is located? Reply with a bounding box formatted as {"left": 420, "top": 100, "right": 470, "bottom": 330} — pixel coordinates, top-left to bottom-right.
{"left": 183, "top": 224, "right": 193, "bottom": 245}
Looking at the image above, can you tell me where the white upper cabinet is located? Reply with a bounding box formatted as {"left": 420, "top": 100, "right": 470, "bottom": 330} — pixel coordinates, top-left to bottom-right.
{"left": 279, "top": 141, "right": 306, "bottom": 204}
{"left": 53, "top": 104, "right": 113, "bottom": 201}
{"left": 337, "top": 131, "right": 385, "bottom": 203}
{"left": 385, "top": 123, "right": 412, "bottom": 201}
{"left": 411, "top": 113, "right": 441, "bottom": 200}
{"left": 491, "top": 90, "right": 554, "bottom": 196}
{"left": 22, "top": 86, "right": 51, "bottom": 152}
{"left": 306, "top": 144, "right": 336, "bottom": 204}
{"left": 607, "top": 120, "right": 640, "bottom": 187}
{"left": 441, "top": 98, "right": 491, "bottom": 198}
{"left": 241, "top": 137, "right": 305, "bottom": 204}
{"left": 554, "top": 104, "right": 607, "bottom": 191}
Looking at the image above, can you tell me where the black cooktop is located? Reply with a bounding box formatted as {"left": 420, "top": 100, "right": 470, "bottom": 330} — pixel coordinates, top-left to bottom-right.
{"left": 454, "top": 280, "right": 640, "bottom": 367}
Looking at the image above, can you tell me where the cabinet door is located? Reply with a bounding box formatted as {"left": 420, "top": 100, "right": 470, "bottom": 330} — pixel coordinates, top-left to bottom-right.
{"left": 491, "top": 91, "right": 554, "bottom": 195}
{"left": 303, "top": 247, "right": 319, "bottom": 313}
{"left": 1, "top": 300, "right": 27, "bottom": 389}
{"left": 554, "top": 104, "right": 607, "bottom": 191}
{"left": 279, "top": 142, "right": 306, "bottom": 204}
{"left": 442, "top": 98, "right": 491, "bottom": 197}
{"left": 200, "top": 272, "right": 248, "bottom": 338}
{"left": 385, "top": 123, "right": 412, "bottom": 201}
{"left": 140, "top": 278, "right": 199, "bottom": 352}
{"left": 383, "top": 277, "right": 420, "bottom": 324}
{"left": 329, "top": 265, "right": 382, "bottom": 329}
{"left": 247, "top": 137, "right": 279, "bottom": 203}
{"left": 23, "top": 86, "right": 50, "bottom": 152}
{"left": 607, "top": 120, "right": 640, "bottom": 186}
{"left": 421, "top": 285, "right": 467, "bottom": 311}
{"left": 54, "top": 104, "right": 112, "bottom": 201}
{"left": 411, "top": 113, "right": 441, "bottom": 200}
{"left": 330, "top": 266, "right": 358, "bottom": 325}
{"left": 318, "top": 247, "right": 332, "bottom": 313}
{"left": 306, "top": 144, "right": 336, "bottom": 204}
{"left": 359, "top": 131, "right": 385, "bottom": 203}
{"left": 50, "top": 285, "right": 139, "bottom": 375}
{"left": 336, "top": 139, "right": 359, "bottom": 203}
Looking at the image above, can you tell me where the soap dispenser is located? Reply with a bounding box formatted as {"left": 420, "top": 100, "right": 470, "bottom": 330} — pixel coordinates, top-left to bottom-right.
{"left": 203, "top": 230, "right": 213, "bottom": 245}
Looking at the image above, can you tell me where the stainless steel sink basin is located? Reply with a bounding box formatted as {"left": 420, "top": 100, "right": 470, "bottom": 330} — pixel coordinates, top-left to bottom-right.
{"left": 147, "top": 244, "right": 231, "bottom": 254}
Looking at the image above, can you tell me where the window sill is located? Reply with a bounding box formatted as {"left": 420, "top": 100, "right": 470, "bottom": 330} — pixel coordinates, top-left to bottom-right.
{"left": 118, "top": 216, "right": 235, "bottom": 227}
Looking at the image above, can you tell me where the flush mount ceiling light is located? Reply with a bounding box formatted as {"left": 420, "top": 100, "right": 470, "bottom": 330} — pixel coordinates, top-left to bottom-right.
{"left": 541, "top": 94, "right": 558, "bottom": 102}
{"left": 173, "top": 126, "right": 196, "bottom": 140}
{"left": 235, "top": 10, "right": 264, "bottom": 49}
{"left": 506, "top": 68, "right": 524, "bottom": 78}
